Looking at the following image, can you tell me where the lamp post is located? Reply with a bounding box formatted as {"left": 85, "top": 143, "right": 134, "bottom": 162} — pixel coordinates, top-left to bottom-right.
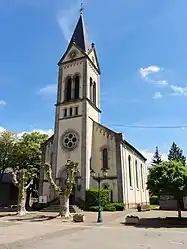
{"left": 90, "top": 168, "right": 108, "bottom": 223}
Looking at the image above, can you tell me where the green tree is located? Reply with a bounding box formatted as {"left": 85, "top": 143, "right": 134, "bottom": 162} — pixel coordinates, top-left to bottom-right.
{"left": 0, "top": 131, "right": 16, "bottom": 183}
{"left": 168, "top": 142, "right": 186, "bottom": 166}
{"left": 11, "top": 132, "right": 48, "bottom": 216}
{"left": 151, "top": 146, "right": 162, "bottom": 165}
{"left": 147, "top": 161, "right": 187, "bottom": 219}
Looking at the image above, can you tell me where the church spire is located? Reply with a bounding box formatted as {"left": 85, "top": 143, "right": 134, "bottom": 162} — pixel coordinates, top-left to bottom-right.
{"left": 69, "top": 12, "right": 90, "bottom": 53}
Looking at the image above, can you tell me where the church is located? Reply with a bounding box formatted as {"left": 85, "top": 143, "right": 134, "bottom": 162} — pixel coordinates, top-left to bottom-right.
{"left": 39, "top": 13, "right": 149, "bottom": 208}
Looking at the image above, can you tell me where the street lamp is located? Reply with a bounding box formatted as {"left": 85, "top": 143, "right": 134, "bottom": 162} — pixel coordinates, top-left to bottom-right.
{"left": 90, "top": 168, "right": 108, "bottom": 223}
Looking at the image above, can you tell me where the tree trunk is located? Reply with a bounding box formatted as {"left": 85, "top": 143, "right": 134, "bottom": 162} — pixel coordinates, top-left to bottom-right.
{"left": 17, "top": 170, "right": 28, "bottom": 216}
{"left": 177, "top": 199, "right": 182, "bottom": 219}
{"left": 59, "top": 196, "right": 70, "bottom": 218}
{"left": 17, "top": 185, "right": 27, "bottom": 216}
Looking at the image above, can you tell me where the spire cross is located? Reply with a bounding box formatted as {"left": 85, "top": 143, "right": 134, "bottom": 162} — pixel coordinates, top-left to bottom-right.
{"left": 80, "top": 1, "right": 84, "bottom": 15}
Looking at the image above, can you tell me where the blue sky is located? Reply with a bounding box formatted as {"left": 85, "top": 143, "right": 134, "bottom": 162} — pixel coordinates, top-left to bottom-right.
{"left": 1, "top": 0, "right": 187, "bottom": 163}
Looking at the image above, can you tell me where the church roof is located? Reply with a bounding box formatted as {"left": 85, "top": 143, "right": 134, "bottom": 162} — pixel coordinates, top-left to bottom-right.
{"left": 69, "top": 14, "right": 90, "bottom": 52}
{"left": 123, "top": 140, "right": 147, "bottom": 162}
{"left": 93, "top": 121, "right": 147, "bottom": 161}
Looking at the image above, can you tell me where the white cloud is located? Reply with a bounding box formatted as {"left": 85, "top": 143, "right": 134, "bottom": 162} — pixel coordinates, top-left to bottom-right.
{"left": 0, "top": 125, "right": 54, "bottom": 137}
{"left": 17, "top": 129, "right": 54, "bottom": 138}
{"left": 155, "top": 80, "right": 168, "bottom": 87}
{"left": 170, "top": 85, "right": 187, "bottom": 96}
{"left": 0, "top": 126, "right": 6, "bottom": 133}
{"left": 139, "top": 65, "right": 161, "bottom": 78}
{"left": 0, "top": 100, "right": 6, "bottom": 106}
{"left": 152, "top": 92, "right": 162, "bottom": 100}
{"left": 140, "top": 149, "right": 168, "bottom": 166}
{"left": 57, "top": 0, "right": 80, "bottom": 42}
{"left": 38, "top": 84, "right": 57, "bottom": 96}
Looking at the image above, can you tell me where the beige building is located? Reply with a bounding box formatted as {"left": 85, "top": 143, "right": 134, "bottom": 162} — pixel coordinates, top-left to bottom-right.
{"left": 39, "top": 14, "right": 149, "bottom": 208}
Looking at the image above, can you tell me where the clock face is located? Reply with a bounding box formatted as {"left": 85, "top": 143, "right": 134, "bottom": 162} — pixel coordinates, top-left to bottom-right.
{"left": 69, "top": 51, "right": 77, "bottom": 59}
{"left": 60, "top": 129, "right": 80, "bottom": 151}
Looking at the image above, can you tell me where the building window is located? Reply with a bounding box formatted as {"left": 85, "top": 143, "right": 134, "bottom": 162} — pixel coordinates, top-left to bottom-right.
{"left": 128, "top": 155, "right": 132, "bottom": 187}
{"left": 75, "top": 106, "right": 78, "bottom": 115}
{"left": 135, "top": 160, "right": 139, "bottom": 189}
{"left": 93, "top": 82, "right": 96, "bottom": 105}
{"left": 74, "top": 75, "right": 80, "bottom": 99}
{"left": 90, "top": 77, "right": 93, "bottom": 101}
{"left": 141, "top": 164, "right": 144, "bottom": 189}
{"left": 63, "top": 108, "right": 67, "bottom": 117}
{"left": 102, "top": 148, "right": 108, "bottom": 169}
{"left": 65, "top": 77, "right": 72, "bottom": 101}
{"left": 103, "top": 184, "right": 109, "bottom": 190}
{"left": 69, "top": 108, "right": 73, "bottom": 116}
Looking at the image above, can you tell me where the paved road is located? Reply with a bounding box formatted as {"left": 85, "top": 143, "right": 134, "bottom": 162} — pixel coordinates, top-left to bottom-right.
{"left": 0, "top": 211, "right": 187, "bottom": 248}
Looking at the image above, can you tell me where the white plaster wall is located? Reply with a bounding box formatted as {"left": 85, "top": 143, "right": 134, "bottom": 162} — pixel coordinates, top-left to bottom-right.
{"left": 87, "top": 104, "right": 100, "bottom": 123}
{"left": 42, "top": 182, "right": 50, "bottom": 201}
{"left": 90, "top": 124, "right": 118, "bottom": 202}
{"left": 121, "top": 145, "right": 149, "bottom": 207}
{"left": 88, "top": 50, "right": 98, "bottom": 70}
{"left": 120, "top": 144, "right": 126, "bottom": 204}
{"left": 85, "top": 117, "right": 93, "bottom": 189}
{"left": 56, "top": 116, "right": 82, "bottom": 177}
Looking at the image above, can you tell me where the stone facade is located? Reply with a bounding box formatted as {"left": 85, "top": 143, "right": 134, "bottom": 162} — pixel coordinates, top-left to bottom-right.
{"left": 39, "top": 14, "right": 149, "bottom": 207}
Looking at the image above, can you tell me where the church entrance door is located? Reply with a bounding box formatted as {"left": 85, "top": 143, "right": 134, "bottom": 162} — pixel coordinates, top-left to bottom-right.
{"left": 69, "top": 187, "right": 76, "bottom": 205}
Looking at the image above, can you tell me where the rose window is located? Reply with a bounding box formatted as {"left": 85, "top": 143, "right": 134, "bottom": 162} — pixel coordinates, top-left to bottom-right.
{"left": 61, "top": 130, "right": 79, "bottom": 151}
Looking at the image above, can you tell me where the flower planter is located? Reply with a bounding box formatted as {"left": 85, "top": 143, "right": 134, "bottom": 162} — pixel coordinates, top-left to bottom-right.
{"left": 73, "top": 214, "right": 85, "bottom": 222}
{"left": 125, "top": 215, "right": 140, "bottom": 224}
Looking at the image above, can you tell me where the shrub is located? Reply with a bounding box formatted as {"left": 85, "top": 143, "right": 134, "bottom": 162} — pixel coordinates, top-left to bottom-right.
{"left": 112, "top": 202, "right": 125, "bottom": 211}
{"left": 88, "top": 206, "right": 103, "bottom": 212}
{"left": 150, "top": 195, "right": 159, "bottom": 205}
{"left": 85, "top": 188, "right": 111, "bottom": 207}
{"left": 104, "top": 204, "right": 116, "bottom": 211}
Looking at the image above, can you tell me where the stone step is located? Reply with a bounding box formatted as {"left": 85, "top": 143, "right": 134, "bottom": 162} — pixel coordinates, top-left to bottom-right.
{"left": 42, "top": 205, "right": 83, "bottom": 213}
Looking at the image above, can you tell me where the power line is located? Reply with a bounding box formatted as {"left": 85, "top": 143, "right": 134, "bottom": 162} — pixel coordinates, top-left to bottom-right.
{"left": 107, "top": 124, "right": 187, "bottom": 129}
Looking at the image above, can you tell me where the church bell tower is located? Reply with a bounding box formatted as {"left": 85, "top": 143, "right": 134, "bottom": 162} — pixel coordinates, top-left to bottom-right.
{"left": 53, "top": 13, "right": 101, "bottom": 200}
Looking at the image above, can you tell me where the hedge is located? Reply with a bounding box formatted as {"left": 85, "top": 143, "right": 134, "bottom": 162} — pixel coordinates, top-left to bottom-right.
{"left": 104, "top": 204, "right": 116, "bottom": 211}
{"left": 85, "top": 188, "right": 111, "bottom": 207}
{"left": 150, "top": 195, "right": 159, "bottom": 205}
{"left": 88, "top": 206, "right": 104, "bottom": 212}
{"left": 112, "top": 202, "right": 125, "bottom": 211}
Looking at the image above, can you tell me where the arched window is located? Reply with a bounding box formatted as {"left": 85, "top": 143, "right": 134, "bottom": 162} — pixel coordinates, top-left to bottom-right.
{"left": 141, "top": 164, "right": 144, "bottom": 189}
{"left": 102, "top": 148, "right": 108, "bottom": 169}
{"left": 135, "top": 160, "right": 139, "bottom": 188}
{"left": 74, "top": 75, "right": 80, "bottom": 99}
{"left": 90, "top": 77, "right": 93, "bottom": 101}
{"left": 128, "top": 155, "right": 132, "bottom": 187}
{"left": 103, "top": 184, "right": 109, "bottom": 190}
{"left": 50, "top": 152, "right": 53, "bottom": 166}
{"left": 65, "top": 77, "right": 72, "bottom": 101}
{"left": 93, "top": 82, "right": 96, "bottom": 105}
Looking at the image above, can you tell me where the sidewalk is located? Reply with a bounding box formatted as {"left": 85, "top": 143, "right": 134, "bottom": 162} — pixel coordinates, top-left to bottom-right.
{"left": 0, "top": 209, "right": 135, "bottom": 225}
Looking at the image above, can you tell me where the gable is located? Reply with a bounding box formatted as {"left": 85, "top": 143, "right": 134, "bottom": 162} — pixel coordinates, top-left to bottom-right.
{"left": 88, "top": 49, "right": 100, "bottom": 72}
{"left": 58, "top": 44, "right": 86, "bottom": 65}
